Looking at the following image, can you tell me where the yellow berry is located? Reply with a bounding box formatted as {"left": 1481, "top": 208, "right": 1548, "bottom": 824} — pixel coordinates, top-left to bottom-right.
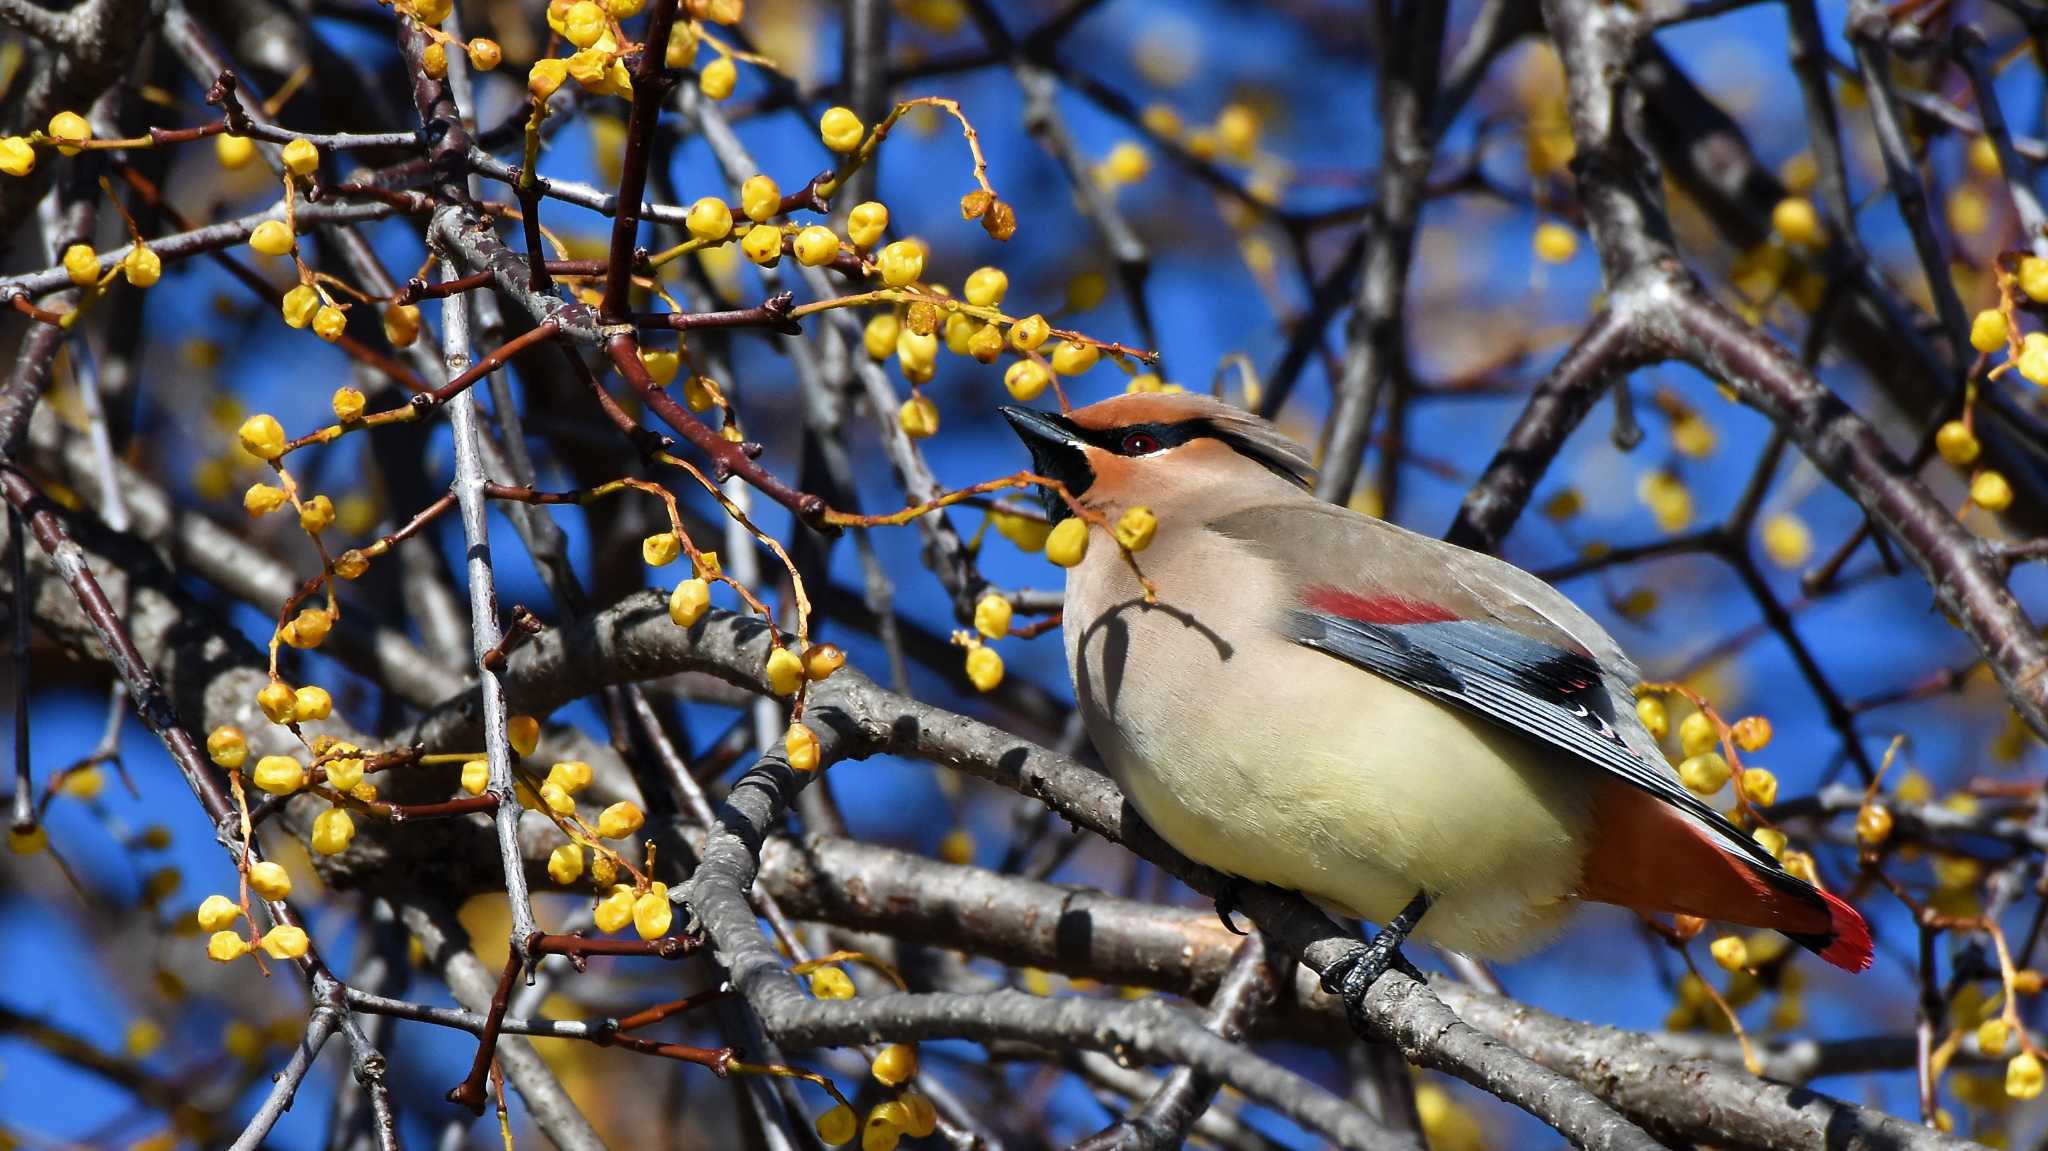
{"left": 281, "top": 138, "right": 319, "bottom": 177}
{"left": 1533, "top": 221, "right": 1578, "bottom": 263}
{"left": 1754, "top": 827, "right": 1788, "bottom": 858}
{"left": 869, "top": 1043, "right": 918, "bottom": 1087}
{"left": 963, "top": 266, "right": 1008, "bottom": 307}
{"left": 739, "top": 174, "right": 781, "bottom": 222}
{"left": 122, "top": 246, "right": 161, "bottom": 288}
{"left": 248, "top": 860, "right": 292, "bottom": 900}
{"left": 1103, "top": 140, "right": 1150, "bottom": 184}
{"left": 1049, "top": 339, "right": 1099, "bottom": 376}
{"left": 249, "top": 219, "right": 294, "bottom": 257}
{"left": 965, "top": 644, "right": 1003, "bottom": 692}
{"left": 597, "top": 801, "right": 644, "bottom": 839}
{"left": 2009, "top": 1053, "right": 2044, "bottom": 1100}
{"left": 207, "top": 931, "right": 250, "bottom": 962}
{"left": 901, "top": 1093, "right": 937, "bottom": 1138}
{"left": 1761, "top": 513, "right": 1812, "bottom": 568}
{"left": 699, "top": 56, "right": 737, "bottom": 100}
{"left": 1739, "top": 767, "right": 1778, "bottom": 807}
{"left": 285, "top": 608, "right": 332, "bottom": 648}
{"left": 1981, "top": 1018, "right": 2012, "bottom": 1056}
{"left": 594, "top": 885, "right": 634, "bottom": 933}
{"left": 1635, "top": 696, "right": 1668, "bottom": 739}
{"left": 1731, "top": 716, "right": 1772, "bottom": 752}
{"left": 196, "top": 894, "right": 240, "bottom": 931}
{"left": 669, "top": 578, "right": 711, "bottom": 627}
{"left": 793, "top": 224, "right": 840, "bottom": 266}
{"left": 293, "top": 685, "right": 332, "bottom": 721}
{"left": 257, "top": 681, "right": 296, "bottom": 724}
{"left": 741, "top": 223, "right": 783, "bottom": 265}
{"left": 863, "top": 312, "right": 900, "bottom": 360}
{"left": 999, "top": 359, "right": 1051, "bottom": 401}
{"left": 683, "top": 374, "right": 720, "bottom": 411}
{"left": 640, "top": 348, "right": 681, "bottom": 384}
{"left": 529, "top": 58, "right": 569, "bottom": 100}
{"left": 310, "top": 808, "right": 355, "bottom": 855}
{"left": 1046, "top": 517, "right": 1089, "bottom": 567}
{"left": 562, "top": 0, "right": 606, "bottom": 47}
{"left": 810, "top": 965, "right": 856, "bottom": 999}
{"left": 243, "top": 479, "right": 288, "bottom": 520}
{"left": 1771, "top": 196, "right": 1825, "bottom": 247}
{"left": 687, "top": 195, "right": 733, "bottom": 240}
{"left": 330, "top": 388, "right": 366, "bottom": 423}
{"left": 0, "top": 136, "right": 34, "bottom": 176}
{"left": 57, "top": 766, "right": 103, "bottom": 799}
{"left": 261, "top": 924, "right": 310, "bottom": 960}
{"left": 846, "top": 201, "right": 888, "bottom": 247}
{"left": 765, "top": 646, "right": 805, "bottom": 696}
{"left": 460, "top": 759, "right": 489, "bottom": 795}
{"left": 47, "top": 110, "right": 90, "bottom": 155}
{"left": 1936, "top": 420, "right": 1981, "bottom": 467}
{"left": 62, "top": 243, "right": 98, "bottom": 287}
{"left": 967, "top": 322, "right": 1005, "bottom": 363}
{"left": 1010, "top": 314, "right": 1049, "bottom": 351}
{"left": 804, "top": 643, "right": 845, "bottom": 681}
{"left": 1973, "top": 470, "right": 2014, "bottom": 512}
{"left": 251, "top": 755, "right": 304, "bottom": 795}
{"left": 899, "top": 395, "right": 939, "bottom": 439}
{"left": 785, "top": 722, "right": 820, "bottom": 771}
{"left": 546, "top": 760, "right": 592, "bottom": 793}
{"left": 643, "top": 531, "right": 682, "bottom": 566}
{"left": 538, "top": 781, "right": 575, "bottom": 814}
{"left": 1114, "top": 505, "right": 1157, "bottom": 551}
{"left": 633, "top": 882, "right": 672, "bottom": 938}
{"left": 1709, "top": 935, "right": 1747, "bottom": 972}
{"left": 896, "top": 328, "right": 937, "bottom": 373}
{"left": 1679, "top": 752, "right": 1732, "bottom": 796}
{"left": 974, "top": 594, "right": 1012, "bottom": 639}
{"left": 507, "top": 715, "right": 541, "bottom": 758}
{"left": 298, "top": 494, "right": 335, "bottom": 534}
{"left": 324, "top": 756, "right": 364, "bottom": 792}
{"left": 1971, "top": 308, "right": 2009, "bottom": 354}
{"left": 1678, "top": 710, "right": 1718, "bottom": 757}
{"left": 467, "top": 38, "right": 503, "bottom": 70}
{"left": 2022, "top": 257, "right": 2048, "bottom": 302}
{"left": 820, "top": 106, "right": 865, "bottom": 153}
{"left": 863, "top": 1103, "right": 906, "bottom": 1151}
{"left": 547, "top": 843, "right": 584, "bottom": 885}
{"left": 204, "top": 728, "right": 249, "bottom": 773}
{"left": 877, "top": 240, "right": 924, "bottom": 287}
{"left": 312, "top": 306, "right": 346, "bottom": 343}
{"left": 816, "top": 1104, "right": 858, "bottom": 1145}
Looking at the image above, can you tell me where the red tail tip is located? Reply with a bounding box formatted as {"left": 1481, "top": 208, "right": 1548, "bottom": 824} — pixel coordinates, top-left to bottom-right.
{"left": 1815, "top": 889, "right": 1873, "bottom": 972}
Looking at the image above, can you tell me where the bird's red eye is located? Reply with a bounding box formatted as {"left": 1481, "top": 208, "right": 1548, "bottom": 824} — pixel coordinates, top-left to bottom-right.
{"left": 1120, "top": 431, "right": 1162, "bottom": 455}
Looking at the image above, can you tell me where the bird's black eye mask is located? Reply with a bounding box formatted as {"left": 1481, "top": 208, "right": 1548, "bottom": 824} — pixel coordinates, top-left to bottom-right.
{"left": 999, "top": 407, "right": 1308, "bottom": 524}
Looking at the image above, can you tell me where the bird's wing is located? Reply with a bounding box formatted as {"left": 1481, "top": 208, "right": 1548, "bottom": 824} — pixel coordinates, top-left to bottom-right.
{"left": 1207, "top": 503, "right": 1786, "bottom": 877}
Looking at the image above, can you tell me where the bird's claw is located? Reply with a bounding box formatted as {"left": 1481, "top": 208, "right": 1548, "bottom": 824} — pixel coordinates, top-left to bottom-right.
{"left": 1320, "top": 891, "right": 1432, "bottom": 1036}
{"left": 1213, "top": 878, "right": 1251, "bottom": 936}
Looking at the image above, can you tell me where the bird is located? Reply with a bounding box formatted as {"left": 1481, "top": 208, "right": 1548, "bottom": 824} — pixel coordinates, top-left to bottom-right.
{"left": 1000, "top": 392, "right": 1871, "bottom": 1008}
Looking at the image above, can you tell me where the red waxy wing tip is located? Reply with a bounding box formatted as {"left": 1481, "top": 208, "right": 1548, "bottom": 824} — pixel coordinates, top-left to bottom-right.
{"left": 1815, "top": 889, "right": 1874, "bottom": 972}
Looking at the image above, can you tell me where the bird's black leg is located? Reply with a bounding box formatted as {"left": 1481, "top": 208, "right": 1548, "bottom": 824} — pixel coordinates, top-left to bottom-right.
{"left": 1320, "top": 891, "right": 1431, "bottom": 1034}
{"left": 1213, "top": 877, "right": 1251, "bottom": 936}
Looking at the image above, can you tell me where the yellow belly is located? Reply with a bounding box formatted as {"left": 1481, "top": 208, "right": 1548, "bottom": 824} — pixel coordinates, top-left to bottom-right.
{"left": 1069, "top": 583, "right": 1594, "bottom": 960}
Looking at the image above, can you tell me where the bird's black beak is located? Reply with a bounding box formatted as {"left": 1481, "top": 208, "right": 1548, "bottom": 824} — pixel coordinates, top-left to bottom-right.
{"left": 999, "top": 405, "right": 1092, "bottom": 524}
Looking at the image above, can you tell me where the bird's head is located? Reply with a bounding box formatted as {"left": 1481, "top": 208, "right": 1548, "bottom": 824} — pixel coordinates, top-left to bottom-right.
{"left": 1000, "top": 393, "right": 1316, "bottom": 525}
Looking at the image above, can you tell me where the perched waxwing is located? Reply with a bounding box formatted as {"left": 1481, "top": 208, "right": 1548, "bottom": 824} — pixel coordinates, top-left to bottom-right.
{"left": 1001, "top": 395, "right": 1870, "bottom": 1002}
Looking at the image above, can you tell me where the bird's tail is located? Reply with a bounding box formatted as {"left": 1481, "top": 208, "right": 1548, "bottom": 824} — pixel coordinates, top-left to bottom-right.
{"left": 1580, "top": 780, "right": 1872, "bottom": 972}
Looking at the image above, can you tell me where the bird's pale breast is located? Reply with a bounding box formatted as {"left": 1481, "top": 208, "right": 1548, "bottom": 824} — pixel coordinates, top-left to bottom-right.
{"left": 1063, "top": 525, "right": 1597, "bottom": 958}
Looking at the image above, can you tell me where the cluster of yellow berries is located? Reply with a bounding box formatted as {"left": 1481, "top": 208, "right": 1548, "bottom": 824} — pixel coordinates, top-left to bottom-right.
{"left": 1635, "top": 697, "right": 1779, "bottom": 810}
{"left": 807, "top": 1043, "right": 935, "bottom": 1150}
{"left": 0, "top": 110, "right": 90, "bottom": 178}
{"left": 526, "top": 0, "right": 742, "bottom": 105}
